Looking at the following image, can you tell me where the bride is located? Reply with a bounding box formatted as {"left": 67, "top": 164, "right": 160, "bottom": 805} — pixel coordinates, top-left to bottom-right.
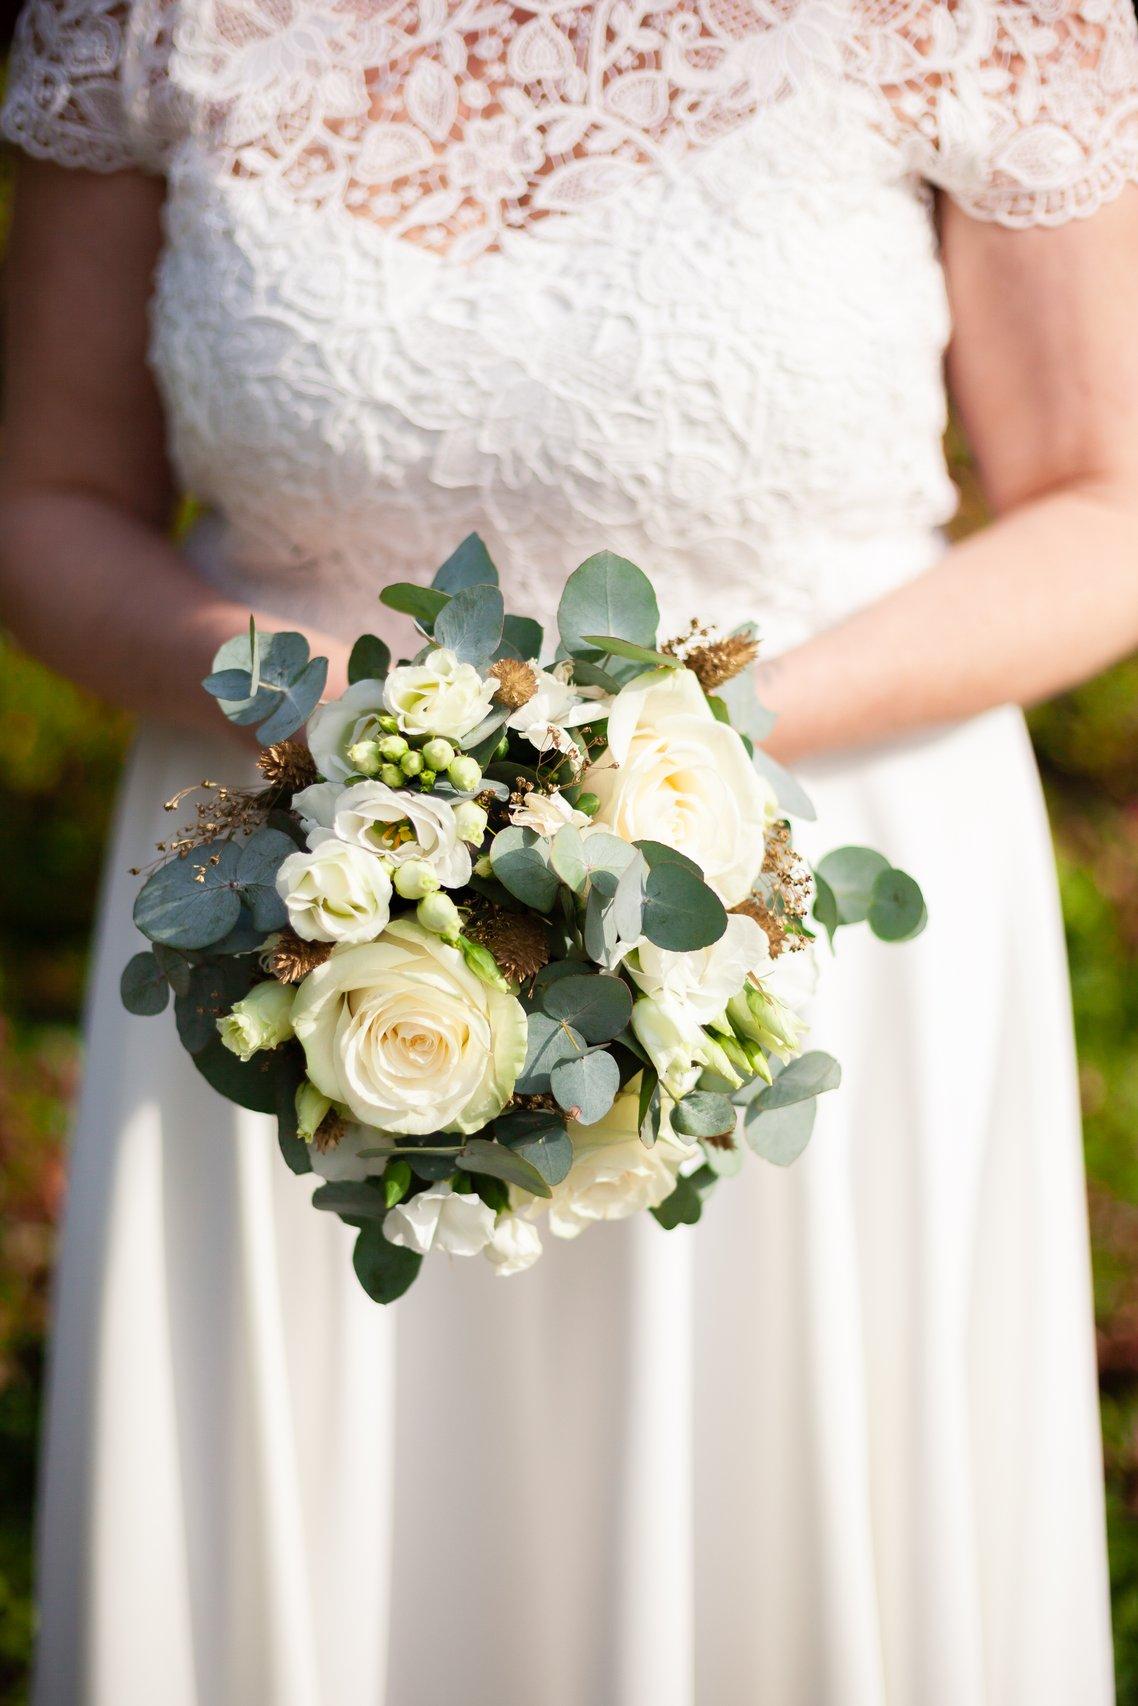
{"left": 2, "top": 2, "right": 1137, "bottom": 1702}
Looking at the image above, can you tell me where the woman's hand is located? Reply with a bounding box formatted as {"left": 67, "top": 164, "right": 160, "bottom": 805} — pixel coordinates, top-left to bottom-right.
{"left": 0, "top": 159, "right": 354, "bottom": 737}
{"left": 755, "top": 188, "right": 1138, "bottom": 766}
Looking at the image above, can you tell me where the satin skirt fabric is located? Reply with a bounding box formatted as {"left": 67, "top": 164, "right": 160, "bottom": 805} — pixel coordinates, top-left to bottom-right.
{"left": 32, "top": 704, "right": 1113, "bottom": 1706}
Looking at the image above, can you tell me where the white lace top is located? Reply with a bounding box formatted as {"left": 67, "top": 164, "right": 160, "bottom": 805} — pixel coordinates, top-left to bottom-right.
{"left": 5, "top": 1, "right": 1138, "bottom": 643}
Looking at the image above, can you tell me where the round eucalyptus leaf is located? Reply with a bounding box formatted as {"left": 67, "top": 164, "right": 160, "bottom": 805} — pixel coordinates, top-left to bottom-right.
{"left": 557, "top": 551, "right": 660, "bottom": 657}
{"left": 868, "top": 868, "right": 927, "bottom": 942}
{"left": 635, "top": 840, "right": 702, "bottom": 878}
{"left": 549, "top": 825, "right": 587, "bottom": 893}
{"left": 174, "top": 958, "right": 258, "bottom": 1054}
{"left": 432, "top": 532, "right": 499, "bottom": 594}
{"left": 813, "top": 845, "right": 891, "bottom": 925}
{"left": 489, "top": 826, "right": 560, "bottom": 912}
{"left": 612, "top": 854, "right": 647, "bottom": 944}
{"left": 637, "top": 1067, "right": 661, "bottom": 1148}
{"left": 236, "top": 826, "right": 296, "bottom": 931}
{"left": 500, "top": 614, "right": 543, "bottom": 660}
{"left": 671, "top": 1089, "right": 736, "bottom": 1140}
{"left": 757, "top": 1050, "right": 841, "bottom": 1111}
{"left": 495, "top": 1109, "right": 573, "bottom": 1186}
{"left": 458, "top": 1137, "right": 552, "bottom": 1199}
{"left": 120, "top": 951, "right": 170, "bottom": 1016}
{"left": 516, "top": 1011, "right": 586, "bottom": 1092}
{"left": 583, "top": 883, "right": 620, "bottom": 968}
{"left": 744, "top": 1098, "right": 817, "bottom": 1166}
{"left": 582, "top": 832, "right": 639, "bottom": 880}
{"left": 812, "top": 871, "right": 839, "bottom": 943}
{"left": 352, "top": 1223, "right": 423, "bottom": 1304}
{"left": 433, "top": 583, "right": 505, "bottom": 666}
{"left": 550, "top": 1048, "right": 620, "bottom": 1125}
{"left": 133, "top": 842, "right": 243, "bottom": 949}
{"left": 640, "top": 864, "right": 727, "bottom": 951}
{"left": 580, "top": 635, "right": 679, "bottom": 669}
{"left": 651, "top": 1174, "right": 703, "bottom": 1230}
{"left": 312, "top": 1181, "right": 389, "bottom": 1223}
{"left": 541, "top": 972, "right": 632, "bottom": 1044}
{"left": 190, "top": 1034, "right": 285, "bottom": 1114}
{"left": 255, "top": 654, "right": 328, "bottom": 745}
{"left": 347, "top": 634, "right": 391, "bottom": 685}
{"left": 378, "top": 582, "right": 449, "bottom": 630}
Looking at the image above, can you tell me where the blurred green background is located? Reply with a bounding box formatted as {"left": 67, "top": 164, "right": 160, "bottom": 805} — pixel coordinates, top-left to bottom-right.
{"left": 3, "top": 116, "right": 1138, "bottom": 1706}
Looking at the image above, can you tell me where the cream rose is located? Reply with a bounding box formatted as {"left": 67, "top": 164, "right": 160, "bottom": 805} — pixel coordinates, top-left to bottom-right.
{"left": 275, "top": 838, "right": 394, "bottom": 944}
{"left": 384, "top": 647, "right": 496, "bottom": 740}
{"left": 545, "top": 1083, "right": 688, "bottom": 1239}
{"left": 291, "top": 919, "right": 528, "bottom": 1135}
{"left": 584, "top": 667, "right": 777, "bottom": 906}
{"left": 307, "top": 680, "right": 388, "bottom": 783}
{"left": 321, "top": 781, "right": 472, "bottom": 888}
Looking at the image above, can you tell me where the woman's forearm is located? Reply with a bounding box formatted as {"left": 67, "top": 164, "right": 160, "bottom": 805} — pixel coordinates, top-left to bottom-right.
{"left": 757, "top": 479, "right": 1138, "bottom": 765}
{"left": 0, "top": 485, "right": 352, "bottom": 738}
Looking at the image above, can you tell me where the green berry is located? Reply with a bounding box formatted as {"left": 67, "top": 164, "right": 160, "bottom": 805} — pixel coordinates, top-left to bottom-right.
{"left": 447, "top": 754, "right": 483, "bottom": 793}
{"left": 422, "top": 737, "right": 456, "bottom": 772}
{"left": 379, "top": 734, "right": 409, "bottom": 762}
{"left": 575, "top": 791, "right": 601, "bottom": 817}
{"left": 399, "top": 749, "right": 424, "bottom": 777}
{"left": 379, "top": 763, "right": 405, "bottom": 789}
{"left": 418, "top": 768, "right": 437, "bottom": 791}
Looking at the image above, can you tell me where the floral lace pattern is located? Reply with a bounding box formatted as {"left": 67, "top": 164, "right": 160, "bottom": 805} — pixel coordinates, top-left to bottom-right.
{"left": 5, "top": 2, "right": 1138, "bottom": 243}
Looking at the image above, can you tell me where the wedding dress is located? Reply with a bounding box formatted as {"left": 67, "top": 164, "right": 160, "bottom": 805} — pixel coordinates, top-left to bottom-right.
{"left": 5, "top": 2, "right": 1138, "bottom": 1701}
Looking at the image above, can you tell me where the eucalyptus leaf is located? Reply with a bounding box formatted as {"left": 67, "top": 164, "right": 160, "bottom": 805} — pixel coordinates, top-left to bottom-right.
{"left": 495, "top": 1108, "right": 573, "bottom": 1186}
{"left": 458, "top": 1137, "right": 552, "bottom": 1199}
{"left": 516, "top": 1011, "right": 585, "bottom": 1092}
{"left": 814, "top": 846, "right": 891, "bottom": 926}
{"left": 274, "top": 1058, "right": 313, "bottom": 1176}
{"left": 133, "top": 842, "right": 243, "bottom": 950}
{"left": 640, "top": 863, "right": 727, "bottom": 951}
{"left": 433, "top": 584, "right": 505, "bottom": 666}
{"left": 550, "top": 1048, "right": 620, "bottom": 1125}
{"left": 751, "top": 746, "right": 817, "bottom": 821}
{"left": 868, "top": 867, "right": 927, "bottom": 942}
{"left": 235, "top": 827, "right": 295, "bottom": 931}
{"left": 582, "top": 832, "right": 639, "bottom": 880}
{"left": 174, "top": 957, "right": 258, "bottom": 1054}
{"left": 812, "top": 872, "right": 840, "bottom": 944}
{"left": 352, "top": 1223, "right": 423, "bottom": 1304}
{"left": 757, "top": 1050, "right": 841, "bottom": 1111}
{"left": 312, "top": 1180, "right": 390, "bottom": 1223}
{"left": 557, "top": 550, "right": 660, "bottom": 657}
{"left": 549, "top": 825, "right": 587, "bottom": 893}
{"left": 489, "top": 826, "right": 560, "bottom": 912}
{"left": 500, "top": 614, "right": 543, "bottom": 660}
{"left": 637, "top": 1066, "right": 661, "bottom": 1148}
{"left": 671, "top": 1090, "right": 736, "bottom": 1141}
{"left": 714, "top": 669, "right": 778, "bottom": 744}
{"left": 120, "top": 951, "right": 170, "bottom": 1016}
{"left": 651, "top": 1174, "right": 703, "bottom": 1230}
{"left": 580, "top": 635, "right": 680, "bottom": 669}
{"left": 347, "top": 634, "right": 391, "bottom": 685}
{"left": 378, "top": 582, "right": 450, "bottom": 630}
{"left": 191, "top": 1033, "right": 285, "bottom": 1114}
{"left": 583, "top": 881, "right": 621, "bottom": 968}
{"left": 541, "top": 972, "right": 632, "bottom": 1044}
{"left": 254, "top": 655, "right": 328, "bottom": 745}
{"left": 701, "top": 1134, "right": 745, "bottom": 1177}
{"left": 432, "top": 532, "right": 499, "bottom": 594}
{"left": 566, "top": 657, "right": 624, "bottom": 694}
{"left": 744, "top": 1097, "right": 817, "bottom": 1166}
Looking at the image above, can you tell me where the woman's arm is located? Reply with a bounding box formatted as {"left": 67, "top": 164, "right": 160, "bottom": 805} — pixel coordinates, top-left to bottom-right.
{"left": 757, "top": 190, "right": 1138, "bottom": 765}
{"left": 0, "top": 159, "right": 351, "bottom": 738}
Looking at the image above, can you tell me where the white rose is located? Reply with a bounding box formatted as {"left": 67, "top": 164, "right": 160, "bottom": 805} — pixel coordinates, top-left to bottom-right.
{"left": 583, "top": 667, "right": 777, "bottom": 906}
{"left": 509, "top": 788, "right": 590, "bottom": 839}
{"left": 291, "top": 780, "right": 342, "bottom": 839}
{"left": 484, "top": 1211, "right": 544, "bottom": 1275}
{"left": 324, "top": 781, "right": 473, "bottom": 887}
{"left": 506, "top": 663, "right": 607, "bottom": 756}
{"left": 546, "top": 1084, "right": 687, "bottom": 1240}
{"left": 275, "top": 838, "right": 393, "bottom": 944}
{"left": 307, "top": 680, "right": 389, "bottom": 784}
{"left": 384, "top": 647, "right": 496, "bottom": 740}
{"left": 626, "top": 912, "right": 772, "bottom": 1027}
{"left": 384, "top": 1182, "right": 498, "bottom": 1258}
{"left": 291, "top": 919, "right": 528, "bottom": 1135}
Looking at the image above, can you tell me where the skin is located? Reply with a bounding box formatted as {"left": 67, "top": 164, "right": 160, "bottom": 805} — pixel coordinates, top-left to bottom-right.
{"left": 1, "top": 160, "right": 1137, "bottom": 756}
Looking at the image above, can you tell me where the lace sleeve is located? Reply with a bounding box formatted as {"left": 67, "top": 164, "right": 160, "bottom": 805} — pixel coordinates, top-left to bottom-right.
{"left": 881, "top": 1, "right": 1138, "bottom": 228}
{"left": 0, "top": 0, "right": 169, "bottom": 173}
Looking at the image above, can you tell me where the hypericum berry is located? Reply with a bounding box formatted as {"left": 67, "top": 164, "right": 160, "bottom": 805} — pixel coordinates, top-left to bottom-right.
{"left": 418, "top": 768, "right": 438, "bottom": 791}
{"left": 422, "top": 737, "right": 456, "bottom": 772}
{"left": 393, "top": 859, "right": 441, "bottom": 900}
{"left": 446, "top": 754, "right": 483, "bottom": 793}
{"left": 399, "top": 749, "right": 424, "bottom": 778}
{"left": 378, "top": 734, "right": 409, "bottom": 762}
{"left": 346, "top": 739, "right": 383, "bottom": 777}
{"left": 379, "top": 763, "right": 406, "bottom": 789}
{"left": 453, "top": 800, "right": 488, "bottom": 844}
{"left": 416, "top": 891, "right": 462, "bottom": 940}
{"left": 574, "top": 791, "right": 601, "bottom": 816}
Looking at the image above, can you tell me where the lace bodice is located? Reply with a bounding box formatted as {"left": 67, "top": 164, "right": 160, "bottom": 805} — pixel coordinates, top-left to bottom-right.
{"left": 5, "top": 1, "right": 1138, "bottom": 643}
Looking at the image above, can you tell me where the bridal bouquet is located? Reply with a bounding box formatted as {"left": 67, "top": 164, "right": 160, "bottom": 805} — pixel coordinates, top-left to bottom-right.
{"left": 122, "top": 540, "right": 925, "bottom": 1302}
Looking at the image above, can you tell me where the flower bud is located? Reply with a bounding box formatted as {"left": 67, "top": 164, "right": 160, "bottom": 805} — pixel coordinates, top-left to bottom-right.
{"left": 473, "top": 853, "right": 494, "bottom": 878}
{"left": 379, "top": 733, "right": 409, "bottom": 761}
{"left": 417, "top": 891, "right": 462, "bottom": 939}
{"left": 400, "top": 749, "right": 424, "bottom": 777}
{"left": 418, "top": 768, "right": 438, "bottom": 791}
{"left": 383, "top": 1159, "right": 413, "bottom": 1208}
{"left": 447, "top": 754, "right": 483, "bottom": 793}
{"left": 393, "top": 858, "right": 442, "bottom": 901}
{"left": 346, "top": 739, "right": 383, "bottom": 777}
{"left": 422, "top": 737, "right": 455, "bottom": 772}
{"left": 295, "top": 1080, "right": 332, "bottom": 1143}
{"left": 710, "top": 1032, "right": 751, "bottom": 1084}
{"left": 218, "top": 980, "right": 296, "bottom": 1061}
{"left": 453, "top": 800, "right": 488, "bottom": 845}
{"left": 574, "top": 791, "right": 601, "bottom": 817}
{"left": 379, "top": 763, "right": 406, "bottom": 789}
{"left": 378, "top": 714, "right": 400, "bottom": 734}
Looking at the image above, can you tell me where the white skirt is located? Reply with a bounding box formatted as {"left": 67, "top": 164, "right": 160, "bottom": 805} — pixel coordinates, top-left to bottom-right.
{"left": 32, "top": 704, "right": 1113, "bottom": 1706}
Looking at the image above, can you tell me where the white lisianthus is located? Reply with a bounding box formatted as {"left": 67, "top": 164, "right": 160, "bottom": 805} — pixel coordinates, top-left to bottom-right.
{"left": 275, "top": 838, "right": 394, "bottom": 944}
{"left": 732, "top": 940, "right": 818, "bottom": 1060}
{"left": 509, "top": 788, "right": 590, "bottom": 839}
{"left": 291, "top": 919, "right": 528, "bottom": 1135}
{"left": 384, "top": 647, "right": 496, "bottom": 740}
{"left": 505, "top": 662, "right": 606, "bottom": 756}
{"left": 307, "top": 680, "right": 389, "bottom": 784}
{"left": 217, "top": 980, "right": 296, "bottom": 1061}
{"left": 583, "top": 667, "right": 777, "bottom": 906}
{"left": 626, "top": 912, "right": 773, "bottom": 1027}
{"left": 546, "top": 1084, "right": 687, "bottom": 1240}
{"left": 384, "top": 1182, "right": 497, "bottom": 1257}
{"left": 630, "top": 995, "right": 742, "bottom": 1098}
{"left": 291, "top": 780, "right": 342, "bottom": 840}
{"left": 323, "top": 781, "right": 472, "bottom": 888}
{"left": 484, "top": 1211, "right": 544, "bottom": 1275}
